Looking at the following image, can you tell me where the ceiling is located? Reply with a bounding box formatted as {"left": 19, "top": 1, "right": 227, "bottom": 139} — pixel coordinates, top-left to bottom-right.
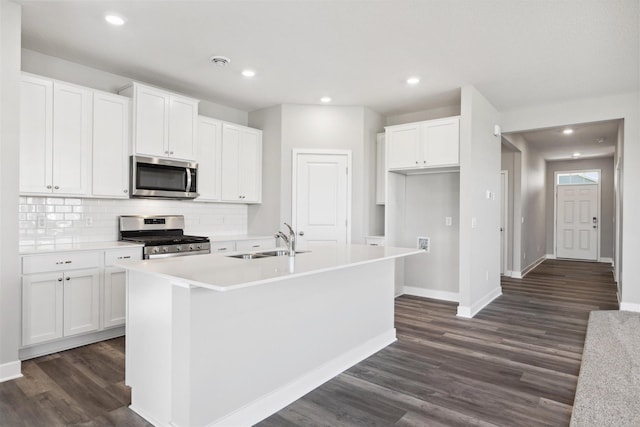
{"left": 20, "top": 0, "right": 639, "bottom": 117}
{"left": 504, "top": 120, "right": 619, "bottom": 161}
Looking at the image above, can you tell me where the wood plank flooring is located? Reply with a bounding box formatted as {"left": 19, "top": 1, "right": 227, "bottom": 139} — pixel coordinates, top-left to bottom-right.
{"left": 0, "top": 260, "right": 618, "bottom": 426}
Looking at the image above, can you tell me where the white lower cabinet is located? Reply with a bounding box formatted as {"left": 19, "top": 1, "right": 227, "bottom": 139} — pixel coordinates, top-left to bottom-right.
{"left": 21, "top": 246, "right": 142, "bottom": 350}
{"left": 22, "top": 267, "right": 100, "bottom": 346}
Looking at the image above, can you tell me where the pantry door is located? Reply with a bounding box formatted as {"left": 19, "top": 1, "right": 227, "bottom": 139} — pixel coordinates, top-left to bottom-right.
{"left": 292, "top": 150, "right": 351, "bottom": 248}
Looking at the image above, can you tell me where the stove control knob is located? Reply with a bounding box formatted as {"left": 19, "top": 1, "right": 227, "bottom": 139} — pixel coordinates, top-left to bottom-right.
{"left": 196, "top": 244, "right": 202, "bottom": 249}
{"left": 176, "top": 246, "right": 182, "bottom": 252}
{"left": 153, "top": 247, "right": 160, "bottom": 254}
{"left": 189, "top": 244, "right": 195, "bottom": 250}
{"left": 163, "top": 247, "right": 169, "bottom": 253}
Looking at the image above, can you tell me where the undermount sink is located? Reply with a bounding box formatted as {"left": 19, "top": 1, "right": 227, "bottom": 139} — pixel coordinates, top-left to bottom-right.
{"left": 226, "top": 249, "right": 310, "bottom": 259}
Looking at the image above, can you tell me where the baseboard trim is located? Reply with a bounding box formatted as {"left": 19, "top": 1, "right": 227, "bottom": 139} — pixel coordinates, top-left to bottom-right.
{"left": 0, "top": 360, "right": 22, "bottom": 383}
{"left": 19, "top": 326, "right": 125, "bottom": 360}
{"left": 209, "top": 329, "right": 397, "bottom": 427}
{"left": 457, "top": 286, "right": 502, "bottom": 318}
{"left": 402, "top": 286, "right": 459, "bottom": 302}
{"left": 545, "top": 253, "right": 556, "bottom": 260}
{"left": 620, "top": 302, "right": 640, "bottom": 312}
{"left": 598, "top": 257, "right": 613, "bottom": 264}
{"left": 513, "top": 255, "right": 546, "bottom": 279}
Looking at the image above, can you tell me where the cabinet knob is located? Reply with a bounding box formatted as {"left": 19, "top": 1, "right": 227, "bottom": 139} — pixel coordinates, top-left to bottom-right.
{"left": 299, "top": 231, "right": 305, "bottom": 236}
{"left": 124, "top": 189, "right": 128, "bottom": 193}
{"left": 423, "top": 160, "right": 426, "bottom": 164}
{"left": 415, "top": 161, "right": 418, "bottom": 164}
{"left": 46, "top": 185, "right": 52, "bottom": 189}
{"left": 165, "top": 150, "right": 169, "bottom": 154}
{"left": 169, "top": 151, "right": 174, "bottom": 155}
{"left": 65, "top": 277, "right": 70, "bottom": 281}
{"left": 54, "top": 185, "right": 59, "bottom": 190}
{"left": 57, "top": 277, "right": 63, "bottom": 282}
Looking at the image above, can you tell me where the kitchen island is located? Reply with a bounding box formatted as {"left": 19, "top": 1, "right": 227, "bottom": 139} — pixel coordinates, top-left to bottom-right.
{"left": 120, "top": 244, "right": 422, "bottom": 427}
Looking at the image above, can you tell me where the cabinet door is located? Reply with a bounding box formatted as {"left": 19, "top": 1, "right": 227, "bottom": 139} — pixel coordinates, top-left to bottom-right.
{"left": 221, "top": 123, "right": 242, "bottom": 201}
{"left": 52, "top": 82, "right": 92, "bottom": 195}
{"left": 168, "top": 96, "right": 198, "bottom": 160}
{"left": 375, "top": 133, "right": 386, "bottom": 205}
{"left": 134, "top": 85, "right": 169, "bottom": 157}
{"left": 20, "top": 75, "right": 53, "bottom": 194}
{"left": 386, "top": 124, "right": 420, "bottom": 169}
{"left": 422, "top": 118, "right": 459, "bottom": 167}
{"left": 92, "top": 92, "right": 130, "bottom": 198}
{"left": 63, "top": 268, "right": 100, "bottom": 337}
{"left": 103, "top": 266, "right": 127, "bottom": 328}
{"left": 238, "top": 128, "right": 262, "bottom": 203}
{"left": 22, "top": 272, "right": 64, "bottom": 346}
{"left": 196, "top": 116, "right": 222, "bottom": 201}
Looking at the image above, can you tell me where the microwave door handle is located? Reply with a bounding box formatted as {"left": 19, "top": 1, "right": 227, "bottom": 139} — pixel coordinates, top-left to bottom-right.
{"left": 186, "top": 168, "right": 192, "bottom": 193}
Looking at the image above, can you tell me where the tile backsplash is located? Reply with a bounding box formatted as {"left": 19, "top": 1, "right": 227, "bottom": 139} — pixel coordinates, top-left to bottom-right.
{"left": 19, "top": 196, "right": 248, "bottom": 247}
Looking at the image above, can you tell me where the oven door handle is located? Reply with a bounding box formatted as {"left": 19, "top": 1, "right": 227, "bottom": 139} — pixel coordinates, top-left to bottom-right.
{"left": 186, "top": 168, "right": 192, "bottom": 193}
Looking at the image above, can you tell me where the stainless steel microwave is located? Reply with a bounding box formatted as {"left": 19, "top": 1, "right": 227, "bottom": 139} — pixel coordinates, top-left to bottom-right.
{"left": 130, "top": 155, "right": 198, "bottom": 199}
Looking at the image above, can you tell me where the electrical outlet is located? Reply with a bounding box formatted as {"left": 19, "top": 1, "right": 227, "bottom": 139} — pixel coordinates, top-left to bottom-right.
{"left": 486, "top": 190, "right": 492, "bottom": 200}
{"left": 445, "top": 217, "right": 452, "bottom": 226}
{"left": 417, "top": 236, "right": 430, "bottom": 253}
{"left": 85, "top": 216, "right": 93, "bottom": 227}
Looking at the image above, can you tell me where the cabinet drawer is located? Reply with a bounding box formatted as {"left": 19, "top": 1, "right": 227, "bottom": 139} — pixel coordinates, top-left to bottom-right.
{"left": 22, "top": 251, "right": 101, "bottom": 275}
{"left": 105, "top": 247, "right": 143, "bottom": 266}
{"left": 365, "top": 237, "right": 385, "bottom": 246}
{"left": 236, "top": 238, "right": 276, "bottom": 251}
{"left": 210, "top": 241, "right": 236, "bottom": 253}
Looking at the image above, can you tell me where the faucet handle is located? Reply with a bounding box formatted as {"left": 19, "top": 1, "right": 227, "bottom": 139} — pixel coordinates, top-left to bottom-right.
{"left": 283, "top": 222, "right": 295, "bottom": 235}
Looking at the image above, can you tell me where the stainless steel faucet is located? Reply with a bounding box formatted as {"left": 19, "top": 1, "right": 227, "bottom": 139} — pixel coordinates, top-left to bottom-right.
{"left": 275, "top": 222, "right": 296, "bottom": 256}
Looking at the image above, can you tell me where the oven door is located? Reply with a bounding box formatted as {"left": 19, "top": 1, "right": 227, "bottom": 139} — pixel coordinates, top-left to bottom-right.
{"left": 131, "top": 156, "right": 198, "bottom": 199}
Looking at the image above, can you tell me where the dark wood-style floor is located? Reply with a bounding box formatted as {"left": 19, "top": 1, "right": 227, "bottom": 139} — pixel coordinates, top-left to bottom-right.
{"left": 0, "top": 260, "right": 618, "bottom": 426}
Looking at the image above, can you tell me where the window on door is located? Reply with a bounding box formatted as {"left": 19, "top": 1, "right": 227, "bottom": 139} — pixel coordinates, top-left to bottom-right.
{"left": 557, "top": 171, "right": 599, "bottom": 185}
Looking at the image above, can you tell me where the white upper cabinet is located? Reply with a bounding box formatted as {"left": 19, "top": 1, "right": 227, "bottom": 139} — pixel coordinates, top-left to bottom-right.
{"left": 121, "top": 83, "right": 199, "bottom": 161}
{"left": 386, "top": 117, "right": 459, "bottom": 171}
{"left": 221, "top": 123, "right": 262, "bottom": 203}
{"left": 20, "top": 75, "right": 53, "bottom": 194}
{"left": 92, "top": 92, "right": 130, "bottom": 198}
{"left": 196, "top": 116, "right": 222, "bottom": 201}
{"left": 20, "top": 74, "right": 92, "bottom": 196}
{"left": 376, "top": 132, "right": 386, "bottom": 205}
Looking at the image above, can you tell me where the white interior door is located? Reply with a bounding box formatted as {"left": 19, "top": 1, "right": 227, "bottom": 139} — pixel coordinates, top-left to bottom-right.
{"left": 500, "top": 171, "right": 508, "bottom": 275}
{"left": 556, "top": 184, "right": 598, "bottom": 260}
{"left": 293, "top": 151, "right": 351, "bottom": 247}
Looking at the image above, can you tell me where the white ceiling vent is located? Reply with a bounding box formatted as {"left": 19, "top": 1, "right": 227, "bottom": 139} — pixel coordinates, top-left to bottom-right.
{"left": 209, "top": 55, "right": 231, "bottom": 66}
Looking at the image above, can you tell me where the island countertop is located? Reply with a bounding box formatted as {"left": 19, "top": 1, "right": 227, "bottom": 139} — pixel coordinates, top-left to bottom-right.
{"left": 117, "top": 244, "right": 422, "bottom": 292}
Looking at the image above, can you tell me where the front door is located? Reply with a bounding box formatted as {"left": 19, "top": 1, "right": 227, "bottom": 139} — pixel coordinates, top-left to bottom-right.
{"left": 293, "top": 151, "right": 351, "bottom": 247}
{"left": 556, "top": 184, "right": 598, "bottom": 260}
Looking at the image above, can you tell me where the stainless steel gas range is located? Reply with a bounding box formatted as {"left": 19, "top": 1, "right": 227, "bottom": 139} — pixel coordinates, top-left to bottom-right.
{"left": 119, "top": 215, "right": 211, "bottom": 259}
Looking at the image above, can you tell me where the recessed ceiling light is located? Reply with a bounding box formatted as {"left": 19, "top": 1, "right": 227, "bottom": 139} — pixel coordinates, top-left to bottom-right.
{"left": 572, "top": 152, "right": 581, "bottom": 157}
{"left": 241, "top": 70, "right": 256, "bottom": 78}
{"left": 320, "top": 96, "right": 332, "bottom": 103}
{"left": 406, "top": 77, "right": 420, "bottom": 85}
{"left": 105, "top": 14, "right": 125, "bottom": 26}
{"left": 563, "top": 128, "right": 574, "bottom": 135}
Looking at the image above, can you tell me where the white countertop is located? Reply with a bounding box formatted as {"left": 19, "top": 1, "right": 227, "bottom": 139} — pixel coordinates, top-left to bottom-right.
{"left": 118, "top": 244, "right": 423, "bottom": 292}
{"left": 19, "top": 241, "right": 144, "bottom": 255}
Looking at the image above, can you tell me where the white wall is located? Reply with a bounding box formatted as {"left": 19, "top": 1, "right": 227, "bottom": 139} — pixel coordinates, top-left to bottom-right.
{"left": 501, "top": 91, "right": 639, "bottom": 307}
{"left": 545, "top": 157, "right": 615, "bottom": 259}
{"left": 503, "top": 133, "right": 547, "bottom": 272}
{"left": 0, "top": 0, "right": 22, "bottom": 380}
{"left": 21, "top": 49, "right": 249, "bottom": 125}
{"left": 248, "top": 105, "right": 282, "bottom": 235}
{"left": 397, "top": 173, "right": 460, "bottom": 299}
{"left": 386, "top": 104, "right": 461, "bottom": 126}
{"left": 458, "top": 86, "right": 502, "bottom": 317}
{"left": 19, "top": 197, "right": 247, "bottom": 247}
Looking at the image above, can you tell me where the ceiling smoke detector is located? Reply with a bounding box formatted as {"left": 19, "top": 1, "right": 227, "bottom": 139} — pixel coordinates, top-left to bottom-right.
{"left": 209, "top": 55, "right": 231, "bottom": 66}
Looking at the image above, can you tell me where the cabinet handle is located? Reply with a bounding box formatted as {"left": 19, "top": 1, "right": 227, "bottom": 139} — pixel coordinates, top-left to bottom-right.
{"left": 252, "top": 245, "right": 260, "bottom": 248}
{"left": 165, "top": 150, "right": 169, "bottom": 155}
{"left": 55, "top": 261, "right": 72, "bottom": 265}
{"left": 169, "top": 151, "right": 174, "bottom": 155}
{"left": 117, "top": 256, "right": 131, "bottom": 260}
{"left": 124, "top": 189, "right": 128, "bottom": 193}
{"left": 370, "top": 243, "right": 379, "bottom": 246}
{"left": 46, "top": 185, "right": 52, "bottom": 189}
{"left": 65, "top": 277, "right": 70, "bottom": 281}
{"left": 57, "top": 277, "right": 63, "bottom": 282}
{"left": 415, "top": 161, "right": 418, "bottom": 164}
{"left": 54, "top": 185, "right": 59, "bottom": 190}
{"left": 423, "top": 160, "right": 426, "bottom": 164}
{"left": 219, "top": 248, "right": 228, "bottom": 251}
